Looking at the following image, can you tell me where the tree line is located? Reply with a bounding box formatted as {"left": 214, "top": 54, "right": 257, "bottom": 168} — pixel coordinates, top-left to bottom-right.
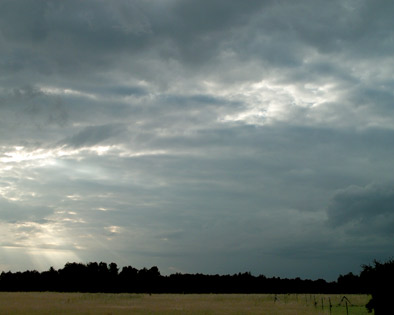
{"left": 0, "top": 262, "right": 333, "bottom": 293}
{"left": 0, "top": 259, "right": 393, "bottom": 313}
{"left": 0, "top": 260, "right": 387, "bottom": 294}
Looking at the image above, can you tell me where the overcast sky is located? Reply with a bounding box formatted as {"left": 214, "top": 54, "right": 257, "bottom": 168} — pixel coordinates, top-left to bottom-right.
{"left": 1, "top": 0, "right": 393, "bottom": 281}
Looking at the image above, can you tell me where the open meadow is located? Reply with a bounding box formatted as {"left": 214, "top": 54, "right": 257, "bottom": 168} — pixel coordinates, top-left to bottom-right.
{"left": 0, "top": 292, "right": 370, "bottom": 314}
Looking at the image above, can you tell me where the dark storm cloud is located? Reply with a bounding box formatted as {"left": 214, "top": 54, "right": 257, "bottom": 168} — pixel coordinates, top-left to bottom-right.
{"left": 0, "top": 0, "right": 265, "bottom": 76}
{"left": 1, "top": 0, "right": 394, "bottom": 280}
{"left": 0, "top": 0, "right": 392, "bottom": 77}
{"left": 327, "top": 184, "right": 394, "bottom": 235}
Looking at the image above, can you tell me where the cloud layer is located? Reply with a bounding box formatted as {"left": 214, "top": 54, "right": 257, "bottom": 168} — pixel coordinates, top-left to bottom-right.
{"left": 0, "top": 0, "right": 393, "bottom": 280}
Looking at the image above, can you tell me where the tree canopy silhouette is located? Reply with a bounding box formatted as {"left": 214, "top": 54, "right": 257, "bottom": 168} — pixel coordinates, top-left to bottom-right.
{"left": 361, "top": 258, "right": 394, "bottom": 314}
{"left": 0, "top": 261, "right": 341, "bottom": 293}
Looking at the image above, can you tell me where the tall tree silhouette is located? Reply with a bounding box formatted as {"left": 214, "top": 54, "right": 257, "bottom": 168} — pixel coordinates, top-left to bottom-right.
{"left": 361, "top": 259, "right": 394, "bottom": 314}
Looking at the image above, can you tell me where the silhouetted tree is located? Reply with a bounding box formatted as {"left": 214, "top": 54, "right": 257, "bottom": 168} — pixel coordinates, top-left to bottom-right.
{"left": 109, "top": 263, "right": 118, "bottom": 276}
{"left": 361, "top": 259, "right": 394, "bottom": 314}
{"left": 86, "top": 262, "right": 100, "bottom": 292}
{"left": 59, "top": 262, "right": 88, "bottom": 291}
{"left": 119, "top": 265, "right": 138, "bottom": 291}
{"left": 41, "top": 266, "right": 59, "bottom": 291}
{"left": 337, "top": 272, "right": 362, "bottom": 293}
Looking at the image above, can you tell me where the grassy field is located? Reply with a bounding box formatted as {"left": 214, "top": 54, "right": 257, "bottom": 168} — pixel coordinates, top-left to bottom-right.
{"left": 0, "top": 292, "right": 371, "bottom": 314}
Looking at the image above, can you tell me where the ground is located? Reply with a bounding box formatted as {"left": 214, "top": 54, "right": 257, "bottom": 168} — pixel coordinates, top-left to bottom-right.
{"left": 0, "top": 292, "right": 370, "bottom": 314}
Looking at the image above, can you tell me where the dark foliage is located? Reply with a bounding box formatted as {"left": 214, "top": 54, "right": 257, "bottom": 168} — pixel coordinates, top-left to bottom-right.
{"left": 0, "top": 261, "right": 359, "bottom": 294}
{"left": 361, "top": 259, "right": 394, "bottom": 314}
{"left": 337, "top": 272, "right": 365, "bottom": 294}
{"left": 0, "top": 259, "right": 390, "bottom": 301}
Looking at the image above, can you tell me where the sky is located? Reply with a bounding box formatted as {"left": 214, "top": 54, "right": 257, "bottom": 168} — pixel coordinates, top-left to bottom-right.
{"left": 0, "top": 0, "right": 394, "bottom": 281}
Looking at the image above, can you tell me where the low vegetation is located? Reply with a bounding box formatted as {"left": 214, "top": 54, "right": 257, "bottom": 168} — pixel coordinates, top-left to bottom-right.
{"left": 0, "top": 292, "right": 371, "bottom": 315}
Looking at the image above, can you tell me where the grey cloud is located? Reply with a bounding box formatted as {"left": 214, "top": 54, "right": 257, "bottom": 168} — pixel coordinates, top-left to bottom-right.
{"left": 0, "top": 0, "right": 392, "bottom": 74}
{"left": 1, "top": 0, "right": 394, "bottom": 280}
{"left": 0, "top": 1, "right": 49, "bottom": 42}
{"left": 250, "top": 0, "right": 394, "bottom": 57}
{"left": 97, "top": 85, "right": 147, "bottom": 97}
{"left": 0, "top": 0, "right": 270, "bottom": 82}
{"left": 61, "top": 124, "right": 126, "bottom": 148}
{"left": 0, "top": 86, "right": 69, "bottom": 146}
{"left": 161, "top": 93, "right": 232, "bottom": 106}
{"left": 349, "top": 86, "right": 394, "bottom": 116}
{"left": 327, "top": 184, "right": 394, "bottom": 234}
{"left": 0, "top": 197, "right": 53, "bottom": 223}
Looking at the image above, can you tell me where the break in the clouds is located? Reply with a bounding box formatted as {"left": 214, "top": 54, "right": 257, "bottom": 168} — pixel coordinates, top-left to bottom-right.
{"left": 0, "top": 0, "right": 394, "bottom": 280}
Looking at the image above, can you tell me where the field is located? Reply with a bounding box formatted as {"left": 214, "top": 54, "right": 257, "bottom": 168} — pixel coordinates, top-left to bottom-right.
{"left": 0, "top": 292, "right": 370, "bottom": 314}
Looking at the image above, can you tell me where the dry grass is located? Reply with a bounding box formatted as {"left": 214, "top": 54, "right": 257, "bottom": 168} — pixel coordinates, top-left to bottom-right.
{"left": 0, "top": 292, "right": 370, "bottom": 314}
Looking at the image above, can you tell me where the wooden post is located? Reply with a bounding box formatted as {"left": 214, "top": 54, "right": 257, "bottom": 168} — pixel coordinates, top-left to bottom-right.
{"left": 340, "top": 295, "right": 351, "bottom": 315}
